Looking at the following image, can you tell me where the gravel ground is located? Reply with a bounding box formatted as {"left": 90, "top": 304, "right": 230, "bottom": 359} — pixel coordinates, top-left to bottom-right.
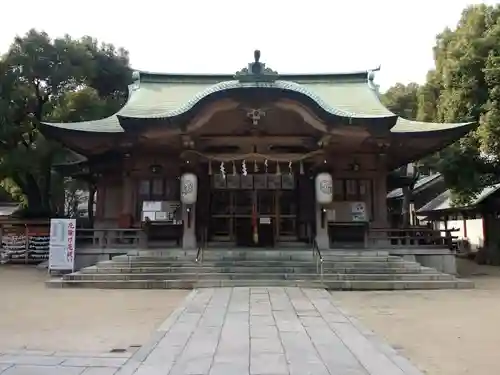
{"left": 331, "top": 258, "right": 500, "bottom": 375}
{"left": 0, "top": 265, "right": 188, "bottom": 353}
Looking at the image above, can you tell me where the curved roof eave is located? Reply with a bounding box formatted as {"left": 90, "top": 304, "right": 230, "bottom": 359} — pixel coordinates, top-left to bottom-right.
{"left": 38, "top": 81, "right": 138, "bottom": 133}
{"left": 117, "top": 79, "right": 397, "bottom": 122}
{"left": 39, "top": 116, "right": 125, "bottom": 133}
{"left": 390, "top": 118, "right": 477, "bottom": 135}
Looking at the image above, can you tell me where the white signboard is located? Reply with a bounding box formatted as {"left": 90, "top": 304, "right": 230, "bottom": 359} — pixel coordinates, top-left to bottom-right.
{"left": 155, "top": 211, "right": 167, "bottom": 221}
{"left": 142, "top": 201, "right": 162, "bottom": 211}
{"left": 350, "top": 202, "right": 366, "bottom": 214}
{"left": 350, "top": 202, "right": 367, "bottom": 222}
{"left": 49, "top": 218, "right": 76, "bottom": 272}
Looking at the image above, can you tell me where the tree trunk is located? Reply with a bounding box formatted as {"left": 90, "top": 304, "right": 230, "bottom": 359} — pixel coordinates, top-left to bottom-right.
{"left": 42, "top": 170, "right": 51, "bottom": 212}
{"left": 25, "top": 175, "right": 44, "bottom": 215}
{"left": 39, "top": 154, "right": 54, "bottom": 213}
{"left": 11, "top": 172, "right": 43, "bottom": 212}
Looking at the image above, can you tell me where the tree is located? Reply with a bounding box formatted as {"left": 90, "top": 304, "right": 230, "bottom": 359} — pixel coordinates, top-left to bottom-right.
{"left": 382, "top": 4, "right": 500, "bottom": 204}
{"left": 381, "top": 82, "right": 420, "bottom": 120}
{"left": 0, "top": 29, "right": 130, "bottom": 217}
{"left": 427, "top": 5, "right": 500, "bottom": 203}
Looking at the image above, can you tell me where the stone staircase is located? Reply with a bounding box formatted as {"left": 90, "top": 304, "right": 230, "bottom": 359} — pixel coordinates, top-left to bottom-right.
{"left": 46, "top": 248, "right": 473, "bottom": 290}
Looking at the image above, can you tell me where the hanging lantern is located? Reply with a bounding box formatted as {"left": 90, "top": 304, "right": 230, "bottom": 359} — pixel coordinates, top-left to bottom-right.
{"left": 315, "top": 172, "right": 333, "bottom": 205}
{"left": 288, "top": 161, "right": 292, "bottom": 175}
{"left": 264, "top": 159, "right": 268, "bottom": 173}
{"left": 180, "top": 173, "right": 198, "bottom": 205}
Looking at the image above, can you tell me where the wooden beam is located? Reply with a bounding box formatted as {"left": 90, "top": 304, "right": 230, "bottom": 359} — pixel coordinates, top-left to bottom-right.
{"left": 196, "top": 135, "right": 317, "bottom": 145}
{"left": 180, "top": 150, "right": 324, "bottom": 162}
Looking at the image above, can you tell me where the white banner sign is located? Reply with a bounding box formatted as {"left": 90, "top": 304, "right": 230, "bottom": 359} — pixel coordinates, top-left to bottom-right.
{"left": 49, "top": 218, "right": 76, "bottom": 272}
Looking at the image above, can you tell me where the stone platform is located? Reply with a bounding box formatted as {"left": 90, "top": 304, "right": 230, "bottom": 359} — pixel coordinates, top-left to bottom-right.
{"left": 48, "top": 249, "right": 473, "bottom": 290}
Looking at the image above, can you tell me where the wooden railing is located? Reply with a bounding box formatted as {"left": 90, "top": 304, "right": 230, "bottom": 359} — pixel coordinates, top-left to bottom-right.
{"left": 367, "top": 227, "right": 459, "bottom": 249}
{"left": 76, "top": 228, "right": 145, "bottom": 249}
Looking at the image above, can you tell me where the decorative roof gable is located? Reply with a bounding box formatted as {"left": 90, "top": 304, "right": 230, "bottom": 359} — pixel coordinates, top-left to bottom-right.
{"left": 234, "top": 50, "right": 279, "bottom": 83}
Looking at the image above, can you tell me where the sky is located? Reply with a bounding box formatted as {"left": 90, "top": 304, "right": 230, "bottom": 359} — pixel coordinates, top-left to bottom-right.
{"left": 0, "top": 0, "right": 498, "bottom": 91}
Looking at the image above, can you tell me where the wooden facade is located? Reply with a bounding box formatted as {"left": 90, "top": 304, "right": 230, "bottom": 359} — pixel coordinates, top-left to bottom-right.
{"left": 40, "top": 51, "right": 476, "bottom": 250}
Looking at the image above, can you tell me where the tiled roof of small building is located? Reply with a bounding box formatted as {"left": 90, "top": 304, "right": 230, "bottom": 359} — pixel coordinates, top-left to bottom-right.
{"left": 387, "top": 173, "right": 443, "bottom": 199}
{"left": 417, "top": 183, "right": 500, "bottom": 213}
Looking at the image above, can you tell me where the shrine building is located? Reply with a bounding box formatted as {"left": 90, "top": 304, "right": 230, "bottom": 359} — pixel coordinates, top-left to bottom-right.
{"left": 40, "top": 51, "right": 476, "bottom": 251}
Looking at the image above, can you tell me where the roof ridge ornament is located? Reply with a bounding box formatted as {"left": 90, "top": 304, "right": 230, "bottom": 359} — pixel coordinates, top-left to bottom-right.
{"left": 131, "top": 71, "right": 141, "bottom": 91}
{"left": 235, "top": 50, "right": 279, "bottom": 83}
{"left": 367, "top": 65, "right": 381, "bottom": 82}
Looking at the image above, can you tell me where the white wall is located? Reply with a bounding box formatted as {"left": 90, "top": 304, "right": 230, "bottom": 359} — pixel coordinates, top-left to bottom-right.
{"left": 435, "top": 218, "right": 484, "bottom": 250}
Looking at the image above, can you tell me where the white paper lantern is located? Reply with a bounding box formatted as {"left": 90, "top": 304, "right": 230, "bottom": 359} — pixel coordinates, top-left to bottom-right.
{"left": 315, "top": 172, "right": 333, "bottom": 205}
{"left": 180, "top": 173, "right": 198, "bottom": 205}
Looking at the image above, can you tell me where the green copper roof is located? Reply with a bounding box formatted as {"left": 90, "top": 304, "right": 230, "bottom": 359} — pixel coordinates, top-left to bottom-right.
{"left": 118, "top": 80, "right": 394, "bottom": 120}
{"left": 39, "top": 51, "right": 474, "bottom": 135}
{"left": 42, "top": 78, "right": 393, "bottom": 132}
{"left": 392, "top": 118, "right": 475, "bottom": 133}
{"left": 300, "top": 81, "right": 393, "bottom": 117}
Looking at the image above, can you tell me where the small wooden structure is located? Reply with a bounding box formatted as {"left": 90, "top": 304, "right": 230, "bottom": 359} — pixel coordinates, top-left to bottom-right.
{"left": 0, "top": 219, "right": 50, "bottom": 264}
{"left": 418, "top": 184, "right": 500, "bottom": 251}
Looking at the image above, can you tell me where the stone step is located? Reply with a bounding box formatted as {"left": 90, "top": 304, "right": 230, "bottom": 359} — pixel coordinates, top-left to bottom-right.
{"left": 46, "top": 278, "right": 474, "bottom": 290}
{"left": 82, "top": 265, "right": 438, "bottom": 275}
{"left": 64, "top": 272, "right": 455, "bottom": 281}
{"left": 128, "top": 248, "right": 392, "bottom": 256}
{"left": 101, "top": 260, "right": 416, "bottom": 269}
{"left": 115, "top": 254, "right": 402, "bottom": 262}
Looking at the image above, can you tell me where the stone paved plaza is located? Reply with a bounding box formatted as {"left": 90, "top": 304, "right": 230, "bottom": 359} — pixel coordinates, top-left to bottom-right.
{"left": 0, "top": 287, "right": 423, "bottom": 374}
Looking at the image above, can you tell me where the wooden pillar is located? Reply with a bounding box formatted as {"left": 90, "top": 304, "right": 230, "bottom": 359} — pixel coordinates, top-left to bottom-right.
{"left": 182, "top": 203, "right": 197, "bottom": 249}
{"left": 122, "top": 175, "right": 133, "bottom": 216}
{"left": 95, "top": 183, "right": 106, "bottom": 220}
{"left": 402, "top": 186, "right": 411, "bottom": 227}
{"left": 374, "top": 172, "right": 388, "bottom": 227}
{"left": 315, "top": 204, "right": 329, "bottom": 250}
{"left": 87, "top": 182, "right": 96, "bottom": 227}
{"left": 117, "top": 174, "right": 134, "bottom": 229}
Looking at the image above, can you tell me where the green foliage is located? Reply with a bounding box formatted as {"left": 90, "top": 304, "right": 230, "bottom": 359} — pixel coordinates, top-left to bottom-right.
{"left": 381, "top": 83, "right": 419, "bottom": 120}
{"left": 0, "top": 29, "right": 130, "bottom": 217}
{"left": 382, "top": 4, "right": 500, "bottom": 205}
